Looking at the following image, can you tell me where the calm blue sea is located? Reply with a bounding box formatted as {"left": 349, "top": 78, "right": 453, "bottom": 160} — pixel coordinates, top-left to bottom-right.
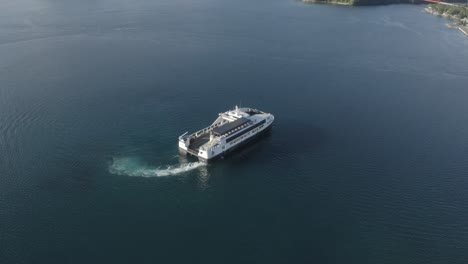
{"left": 1, "top": 0, "right": 468, "bottom": 263}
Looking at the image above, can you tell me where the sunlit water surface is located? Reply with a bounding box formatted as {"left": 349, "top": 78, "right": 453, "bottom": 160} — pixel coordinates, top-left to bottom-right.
{"left": 1, "top": 0, "right": 468, "bottom": 263}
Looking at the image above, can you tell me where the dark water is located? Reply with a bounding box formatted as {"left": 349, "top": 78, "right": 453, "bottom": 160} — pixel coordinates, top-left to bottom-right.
{"left": 1, "top": 0, "right": 468, "bottom": 263}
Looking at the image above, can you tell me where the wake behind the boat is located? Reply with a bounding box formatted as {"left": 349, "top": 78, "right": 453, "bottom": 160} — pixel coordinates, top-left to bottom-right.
{"left": 109, "top": 156, "right": 205, "bottom": 177}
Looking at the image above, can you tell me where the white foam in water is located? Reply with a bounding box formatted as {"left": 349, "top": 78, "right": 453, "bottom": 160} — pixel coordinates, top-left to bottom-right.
{"left": 109, "top": 157, "right": 205, "bottom": 177}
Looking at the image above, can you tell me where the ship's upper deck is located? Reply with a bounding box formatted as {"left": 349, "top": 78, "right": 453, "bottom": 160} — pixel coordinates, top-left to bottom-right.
{"left": 212, "top": 117, "right": 250, "bottom": 136}
{"left": 212, "top": 107, "right": 267, "bottom": 137}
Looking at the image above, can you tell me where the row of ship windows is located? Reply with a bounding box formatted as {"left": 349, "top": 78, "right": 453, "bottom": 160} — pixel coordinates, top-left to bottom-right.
{"left": 221, "top": 122, "right": 252, "bottom": 137}
{"left": 228, "top": 124, "right": 264, "bottom": 146}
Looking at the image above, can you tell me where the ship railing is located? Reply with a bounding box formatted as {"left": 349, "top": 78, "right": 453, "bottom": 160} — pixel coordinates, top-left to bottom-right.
{"left": 178, "top": 132, "right": 189, "bottom": 141}
{"left": 192, "top": 121, "right": 226, "bottom": 138}
{"left": 182, "top": 119, "right": 230, "bottom": 141}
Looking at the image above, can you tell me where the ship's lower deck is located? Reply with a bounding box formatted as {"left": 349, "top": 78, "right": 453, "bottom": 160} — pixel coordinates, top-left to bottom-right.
{"left": 199, "top": 123, "right": 272, "bottom": 162}
{"left": 178, "top": 107, "right": 274, "bottom": 162}
{"left": 188, "top": 133, "right": 210, "bottom": 151}
{"left": 182, "top": 123, "right": 272, "bottom": 162}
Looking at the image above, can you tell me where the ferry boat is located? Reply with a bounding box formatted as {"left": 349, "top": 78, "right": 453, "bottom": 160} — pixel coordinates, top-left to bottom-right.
{"left": 178, "top": 106, "right": 274, "bottom": 162}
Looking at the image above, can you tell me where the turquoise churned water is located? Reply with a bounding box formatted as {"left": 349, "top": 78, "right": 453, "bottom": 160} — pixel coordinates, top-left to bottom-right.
{"left": 1, "top": 0, "right": 468, "bottom": 263}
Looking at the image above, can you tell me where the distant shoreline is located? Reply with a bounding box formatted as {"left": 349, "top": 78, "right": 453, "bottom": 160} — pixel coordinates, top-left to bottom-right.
{"left": 302, "top": 0, "right": 424, "bottom": 6}
{"left": 425, "top": 4, "right": 468, "bottom": 36}
{"left": 302, "top": 0, "right": 352, "bottom": 5}
{"left": 302, "top": 0, "right": 468, "bottom": 37}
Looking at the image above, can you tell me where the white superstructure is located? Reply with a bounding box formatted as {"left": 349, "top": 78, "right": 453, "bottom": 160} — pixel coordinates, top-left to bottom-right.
{"left": 178, "top": 106, "right": 274, "bottom": 162}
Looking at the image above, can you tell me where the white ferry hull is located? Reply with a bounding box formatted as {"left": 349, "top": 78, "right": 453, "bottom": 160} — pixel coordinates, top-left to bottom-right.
{"left": 178, "top": 107, "right": 274, "bottom": 162}
{"left": 198, "top": 123, "right": 272, "bottom": 162}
